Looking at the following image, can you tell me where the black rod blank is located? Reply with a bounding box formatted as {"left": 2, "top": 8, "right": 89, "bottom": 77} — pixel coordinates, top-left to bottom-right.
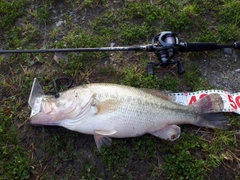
{"left": 0, "top": 46, "right": 147, "bottom": 54}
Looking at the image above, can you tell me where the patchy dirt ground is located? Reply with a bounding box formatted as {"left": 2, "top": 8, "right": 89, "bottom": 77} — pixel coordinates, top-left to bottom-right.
{"left": 195, "top": 50, "right": 240, "bottom": 92}
{"left": 1, "top": 1, "right": 240, "bottom": 179}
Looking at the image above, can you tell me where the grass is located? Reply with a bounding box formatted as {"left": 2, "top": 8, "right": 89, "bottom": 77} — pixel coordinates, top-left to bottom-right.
{"left": 161, "top": 132, "right": 207, "bottom": 180}
{"left": 1, "top": 0, "right": 240, "bottom": 179}
{"left": 0, "top": 0, "right": 29, "bottom": 30}
{"left": 0, "top": 98, "right": 33, "bottom": 179}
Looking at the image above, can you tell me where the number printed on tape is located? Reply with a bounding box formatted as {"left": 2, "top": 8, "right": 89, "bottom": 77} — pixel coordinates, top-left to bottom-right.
{"left": 168, "top": 90, "right": 240, "bottom": 114}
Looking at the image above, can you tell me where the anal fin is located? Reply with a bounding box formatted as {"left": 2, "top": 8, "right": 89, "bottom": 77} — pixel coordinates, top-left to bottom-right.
{"left": 150, "top": 125, "right": 181, "bottom": 141}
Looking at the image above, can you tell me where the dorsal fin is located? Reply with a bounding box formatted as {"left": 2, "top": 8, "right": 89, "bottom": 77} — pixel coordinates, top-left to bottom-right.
{"left": 141, "top": 88, "right": 170, "bottom": 100}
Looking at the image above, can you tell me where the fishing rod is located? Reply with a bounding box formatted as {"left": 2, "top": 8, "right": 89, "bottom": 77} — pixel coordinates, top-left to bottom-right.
{"left": 1, "top": 31, "right": 240, "bottom": 74}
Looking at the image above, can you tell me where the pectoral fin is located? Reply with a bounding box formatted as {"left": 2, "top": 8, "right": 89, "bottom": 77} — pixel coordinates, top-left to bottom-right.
{"left": 95, "top": 99, "right": 121, "bottom": 114}
{"left": 150, "top": 125, "right": 181, "bottom": 141}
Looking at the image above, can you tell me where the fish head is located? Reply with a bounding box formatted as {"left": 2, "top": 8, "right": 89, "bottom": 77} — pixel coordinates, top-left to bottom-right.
{"left": 29, "top": 95, "right": 66, "bottom": 126}
{"left": 28, "top": 78, "right": 63, "bottom": 125}
{"left": 28, "top": 78, "right": 94, "bottom": 126}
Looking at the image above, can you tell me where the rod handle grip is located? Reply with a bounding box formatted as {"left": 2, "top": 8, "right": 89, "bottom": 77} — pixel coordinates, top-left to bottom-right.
{"left": 234, "top": 42, "right": 240, "bottom": 49}
{"left": 179, "top": 42, "right": 218, "bottom": 52}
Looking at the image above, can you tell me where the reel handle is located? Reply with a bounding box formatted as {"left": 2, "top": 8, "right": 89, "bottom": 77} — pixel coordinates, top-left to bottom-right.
{"left": 177, "top": 61, "right": 185, "bottom": 74}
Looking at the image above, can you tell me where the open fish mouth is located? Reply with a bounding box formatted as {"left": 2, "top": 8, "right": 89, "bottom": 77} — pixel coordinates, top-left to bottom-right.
{"left": 28, "top": 78, "right": 45, "bottom": 118}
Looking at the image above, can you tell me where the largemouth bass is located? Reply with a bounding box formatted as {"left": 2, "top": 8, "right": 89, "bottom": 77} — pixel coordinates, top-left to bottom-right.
{"left": 29, "top": 82, "right": 228, "bottom": 150}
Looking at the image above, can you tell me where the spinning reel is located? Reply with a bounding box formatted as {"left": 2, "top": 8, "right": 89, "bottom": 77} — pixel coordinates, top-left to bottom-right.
{"left": 1, "top": 31, "right": 240, "bottom": 75}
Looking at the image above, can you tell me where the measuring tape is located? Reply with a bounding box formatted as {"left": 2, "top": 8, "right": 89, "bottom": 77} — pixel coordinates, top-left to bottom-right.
{"left": 168, "top": 90, "right": 240, "bottom": 114}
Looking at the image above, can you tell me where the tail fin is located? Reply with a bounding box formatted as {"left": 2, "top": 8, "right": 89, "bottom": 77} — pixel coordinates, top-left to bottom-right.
{"left": 196, "top": 113, "right": 229, "bottom": 130}
{"left": 191, "top": 94, "right": 229, "bottom": 129}
{"left": 191, "top": 93, "right": 224, "bottom": 113}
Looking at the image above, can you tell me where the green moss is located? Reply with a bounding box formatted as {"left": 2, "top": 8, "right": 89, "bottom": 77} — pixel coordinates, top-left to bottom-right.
{"left": 183, "top": 62, "right": 214, "bottom": 91}
{"left": 119, "top": 22, "right": 150, "bottom": 44}
{"left": 0, "top": 0, "right": 29, "bottom": 30}
{"left": 121, "top": 66, "right": 161, "bottom": 89}
{"left": 132, "top": 135, "right": 157, "bottom": 160}
{"left": 5, "top": 24, "right": 41, "bottom": 49}
{"left": 30, "top": 4, "right": 51, "bottom": 23}
{"left": 99, "top": 141, "right": 130, "bottom": 179}
{"left": 0, "top": 102, "right": 32, "bottom": 179}
{"left": 160, "top": 132, "right": 205, "bottom": 180}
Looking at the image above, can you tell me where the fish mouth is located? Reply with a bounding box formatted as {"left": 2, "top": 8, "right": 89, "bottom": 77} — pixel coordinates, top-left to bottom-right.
{"left": 28, "top": 78, "right": 45, "bottom": 118}
{"left": 28, "top": 78, "right": 61, "bottom": 126}
{"left": 29, "top": 111, "right": 61, "bottom": 126}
